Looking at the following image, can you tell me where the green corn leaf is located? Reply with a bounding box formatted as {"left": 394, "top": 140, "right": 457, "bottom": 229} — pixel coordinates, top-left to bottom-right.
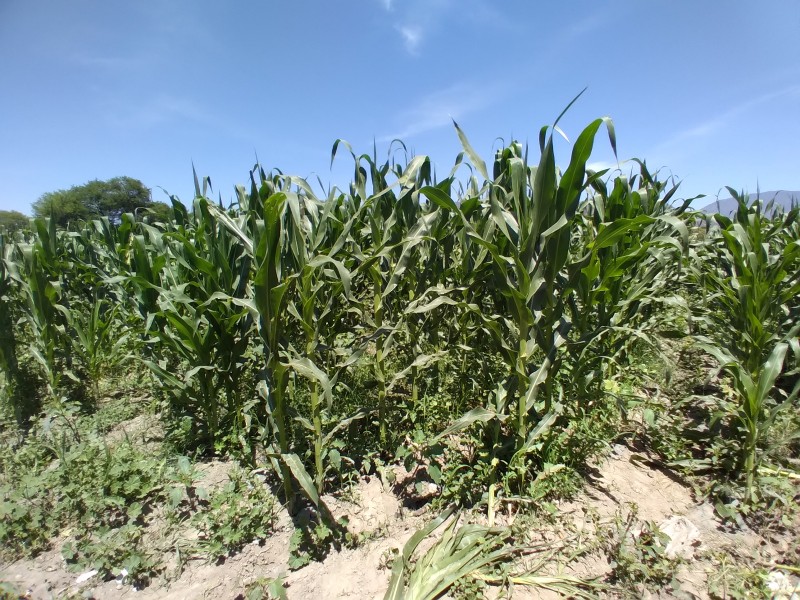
{"left": 322, "top": 408, "right": 370, "bottom": 446}
{"left": 281, "top": 453, "right": 322, "bottom": 509}
{"left": 432, "top": 407, "right": 501, "bottom": 442}
{"left": 590, "top": 216, "right": 655, "bottom": 250}
{"left": 285, "top": 356, "right": 333, "bottom": 410}
{"left": 755, "top": 342, "right": 788, "bottom": 404}
{"left": 386, "top": 351, "right": 448, "bottom": 395}
{"left": 452, "top": 120, "right": 489, "bottom": 181}
{"left": 556, "top": 117, "right": 612, "bottom": 214}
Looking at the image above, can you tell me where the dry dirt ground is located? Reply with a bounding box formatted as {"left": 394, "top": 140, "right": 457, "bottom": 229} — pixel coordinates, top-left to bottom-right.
{"left": 1, "top": 437, "right": 797, "bottom": 599}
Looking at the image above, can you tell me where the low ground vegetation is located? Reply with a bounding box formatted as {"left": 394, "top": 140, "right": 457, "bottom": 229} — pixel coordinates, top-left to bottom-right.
{"left": 1, "top": 108, "right": 798, "bottom": 598}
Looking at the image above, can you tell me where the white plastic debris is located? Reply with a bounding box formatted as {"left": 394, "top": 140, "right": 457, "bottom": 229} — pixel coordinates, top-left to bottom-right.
{"left": 765, "top": 571, "right": 800, "bottom": 600}
{"left": 658, "top": 515, "right": 701, "bottom": 559}
{"left": 75, "top": 569, "right": 98, "bottom": 584}
{"left": 115, "top": 567, "right": 129, "bottom": 588}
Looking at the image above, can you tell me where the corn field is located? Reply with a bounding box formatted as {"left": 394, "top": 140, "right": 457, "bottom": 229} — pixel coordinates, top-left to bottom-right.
{"left": 1, "top": 113, "right": 798, "bottom": 524}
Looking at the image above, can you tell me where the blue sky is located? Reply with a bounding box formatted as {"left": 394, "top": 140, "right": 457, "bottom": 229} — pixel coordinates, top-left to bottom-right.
{"left": 1, "top": 1, "right": 799, "bottom": 214}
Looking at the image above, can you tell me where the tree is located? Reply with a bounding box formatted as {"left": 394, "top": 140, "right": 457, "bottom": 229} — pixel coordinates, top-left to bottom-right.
{"left": 142, "top": 201, "right": 173, "bottom": 223}
{"left": 32, "top": 177, "right": 153, "bottom": 226}
{"left": 0, "top": 210, "right": 30, "bottom": 233}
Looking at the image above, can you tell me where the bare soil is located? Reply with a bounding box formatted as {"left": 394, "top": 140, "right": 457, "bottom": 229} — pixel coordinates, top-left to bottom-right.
{"left": 1, "top": 436, "right": 797, "bottom": 599}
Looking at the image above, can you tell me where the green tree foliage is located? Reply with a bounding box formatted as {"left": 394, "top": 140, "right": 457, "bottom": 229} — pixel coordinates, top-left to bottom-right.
{"left": 144, "top": 201, "right": 173, "bottom": 223}
{"left": 0, "top": 210, "right": 30, "bottom": 233}
{"left": 32, "top": 176, "right": 153, "bottom": 226}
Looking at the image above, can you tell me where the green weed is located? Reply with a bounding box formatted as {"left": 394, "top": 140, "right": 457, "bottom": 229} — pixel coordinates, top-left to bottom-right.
{"left": 192, "top": 469, "right": 278, "bottom": 559}
{"left": 605, "top": 507, "right": 681, "bottom": 590}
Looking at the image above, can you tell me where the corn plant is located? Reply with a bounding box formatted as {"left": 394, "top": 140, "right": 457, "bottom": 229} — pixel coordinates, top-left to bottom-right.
{"left": 331, "top": 142, "right": 440, "bottom": 450}
{"left": 0, "top": 234, "right": 16, "bottom": 372}
{"left": 136, "top": 194, "right": 253, "bottom": 453}
{"left": 208, "top": 175, "right": 314, "bottom": 509}
{"left": 264, "top": 174, "right": 359, "bottom": 494}
{"left": 566, "top": 163, "right": 691, "bottom": 397}
{"left": 419, "top": 100, "right": 620, "bottom": 521}
{"left": 354, "top": 205, "right": 442, "bottom": 449}
{"left": 6, "top": 218, "right": 68, "bottom": 402}
{"left": 691, "top": 189, "right": 800, "bottom": 498}
{"left": 114, "top": 223, "right": 168, "bottom": 347}
{"left": 63, "top": 292, "right": 129, "bottom": 402}
{"left": 0, "top": 233, "right": 20, "bottom": 413}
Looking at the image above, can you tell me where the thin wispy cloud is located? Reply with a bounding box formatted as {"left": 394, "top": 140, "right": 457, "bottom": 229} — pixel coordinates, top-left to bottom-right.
{"left": 132, "top": 0, "right": 207, "bottom": 37}
{"left": 379, "top": 0, "right": 451, "bottom": 55}
{"left": 564, "top": 13, "right": 609, "bottom": 39}
{"left": 378, "top": 0, "right": 510, "bottom": 55}
{"left": 69, "top": 53, "right": 150, "bottom": 70}
{"left": 106, "top": 94, "right": 253, "bottom": 143}
{"left": 458, "top": 0, "right": 518, "bottom": 31}
{"left": 380, "top": 81, "right": 503, "bottom": 140}
{"left": 654, "top": 84, "right": 800, "bottom": 152}
{"left": 108, "top": 95, "right": 210, "bottom": 129}
{"left": 63, "top": 2, "right": 214, "bottom": 70}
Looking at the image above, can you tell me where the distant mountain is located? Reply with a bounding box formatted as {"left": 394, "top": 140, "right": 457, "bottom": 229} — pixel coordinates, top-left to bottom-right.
{"left": 699, "top": 190, "right": 799, "bottom": 216}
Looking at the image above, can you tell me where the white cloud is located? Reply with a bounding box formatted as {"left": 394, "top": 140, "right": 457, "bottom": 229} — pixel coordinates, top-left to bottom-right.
{"left": 397, "top": 25, "right": 423, "bottom": 54}
{"left": 586, "top": 160, "right": 620, "bottom": 173}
